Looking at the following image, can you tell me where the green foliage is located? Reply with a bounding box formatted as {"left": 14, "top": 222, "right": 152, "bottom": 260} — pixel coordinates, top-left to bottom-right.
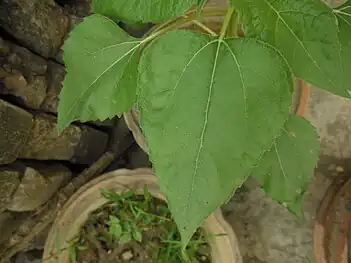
{"left": 58, "top": 0, "right": 351, "bottom": 247}
{"left": 231, "top": 0, "right": 348, "bottom": 97}
{"left": 57, "top": 15, "right": 140, "bottom": 131}
{"left": 138, "top": 30, "right": 293, "bottom": 243}
{"left": 93, "top": 0, "right": 194, "bottom": 23}
{"left": 253, "top": 115, "right": 320, "bottom": 217}
{"left": 334, "top": 1, "right": 351, "bottom": 97}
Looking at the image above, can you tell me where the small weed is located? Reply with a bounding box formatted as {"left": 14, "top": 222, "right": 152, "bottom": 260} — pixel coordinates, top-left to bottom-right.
{"left": 70, "top": 187, "right": 213, "bottom": 262}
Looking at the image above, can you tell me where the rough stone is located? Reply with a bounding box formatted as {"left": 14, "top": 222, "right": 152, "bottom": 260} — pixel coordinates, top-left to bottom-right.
{"left": 0, "top": 0, "right": 70, "bottom": 58}
{"left": 223, "top": 178, "right": 314, "bottom": 263}
{"left": 14, "top": 251, "right": 43, "bottom": 263}
{"left": 0, "top": 170, "right": 21, "bottom": 212}
{"left": 0, "top": 212, "right": 15, "bottom": 245}
{"left": 57, "top": 0, "right": 92, "bottom": 17}
{"left": 19, "top": 114, "right": 108, "bottom": 164}
{"left": 305, "top": 87, "right": 351, "bottom": 159}
{"left": 0, "top": 212, "right": 28, "bottom": 248}
{"left": 7, "top": 163, "right": 71, "bottom": 212}
{"left": 0, "top": 99, "right": 33, "bottom": 164}
{"left": 0, "top": 38, "right": 48, "bottom": 109}
{"left": 0, "top": 37, "right": 47, "bottom": 76}
{"left": 127, "top": 144, "right": 151, "bottom": 169}
{"left": 70, "top": 125, "right": 109, "bottom": 164}
{"left": 40, "top": 61, "right": 65, "bottom": 113}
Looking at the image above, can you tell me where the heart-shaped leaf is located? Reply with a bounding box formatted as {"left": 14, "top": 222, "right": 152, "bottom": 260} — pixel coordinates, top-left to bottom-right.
{"left": 231, "top": 0, "right": 347, "bottom": 98}
{"left": 93, "top": 0, "right": 194, "bottom": 23}
{"left": 138, "top": 30, "right": 293, "bottom": 244}
{"left": 254, "top": 115, "right": 320, "bottom": 217}
{"left": 58, "top": 15, "right": 140, "bottom": 131}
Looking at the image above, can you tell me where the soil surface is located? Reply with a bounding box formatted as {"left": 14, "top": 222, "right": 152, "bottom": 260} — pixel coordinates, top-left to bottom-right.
{"left": 73, "top": 191, "right": 211, "bottom": 263}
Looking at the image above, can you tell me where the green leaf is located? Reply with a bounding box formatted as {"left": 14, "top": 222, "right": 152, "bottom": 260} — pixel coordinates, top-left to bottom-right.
{"left": 108, "top": 215, "right": 122, "bottom": 237}
{"left": 71, "top": 246, "right": 77, "bottom": 263}
{"left": 132, "top": 229, "right": 143, "bottom": 242}
{"left": 254, "top": 115, "right": 320, "bottom": 217}
{"left": 120, "top": 233, "right": 132, "bottom": 244}
{"left": 138, "top": 30, "right": 293, "bottom": 244}
{"left": 334, "top": 1, "right": 351, "bottom": 96}
{"left": 230, "top": 0, "right": 347, "bottom": 98}
{"left": 58, "top": 14, "right": 140, "bottom": 131}
{"left": 93, "top": 0, "right": 193, "bottom": 23}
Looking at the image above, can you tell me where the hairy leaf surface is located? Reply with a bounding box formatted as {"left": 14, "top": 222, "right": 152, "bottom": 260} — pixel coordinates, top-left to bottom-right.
{"left": 58, "top": 15, "right": 140, "bottom": 131}
{"left": 254, "top": 116, "right": 320, "bottom": 216}
{"left": 93, "top": 0, "right": 193, "bottom": 23}
{"left": 138, "top": 30, "right": 293, "bottom": 243}
{"left": 334, "top": 1, "right": 351, "bottom": 96}
{"left": 231, "top": 0, "right": 347, "bottom": 97}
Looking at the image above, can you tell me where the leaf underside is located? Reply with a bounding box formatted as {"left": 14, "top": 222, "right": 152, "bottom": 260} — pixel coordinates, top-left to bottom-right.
{"left": 58, "top": 15, "right": 139, "bottom": 131}
{"left": 231, "top": 0, "right": 348, "bottom": 98}
{"left": 254, "top": 115, "right": 320, "bottom": 217}
{"left": 138, "top": 30, "right": 293, "bottom": 244}
{"left": 92, "top": 0, "right": 194, "bottom": 23}
{"left": 334, "top": 1, "right": 351, "bottom": 97}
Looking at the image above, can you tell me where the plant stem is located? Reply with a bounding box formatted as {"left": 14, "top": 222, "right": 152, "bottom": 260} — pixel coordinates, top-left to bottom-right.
{"left": 228, "top": 11, "right": 238, "bottom": 37}
{"left": 219, "top": 7, "right": 235, "bottom": 40}
{"left": 192, "top": 20, "right": 217, "bottom": 36}
{"left": 142, "top": 8, "right": 227, "bottom": 44}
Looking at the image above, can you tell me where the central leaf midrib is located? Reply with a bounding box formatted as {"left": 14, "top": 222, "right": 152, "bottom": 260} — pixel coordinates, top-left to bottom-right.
{"left": 262, "top": 0, "right": 337, "bottom": 89}
{"left": 187, "top": 40, "right": 222, "bottom": 209}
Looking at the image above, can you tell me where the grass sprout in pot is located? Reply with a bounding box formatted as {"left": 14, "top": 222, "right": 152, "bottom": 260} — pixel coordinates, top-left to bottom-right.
{"left": 43, "top": 169, "right": 242, "bottom": 263}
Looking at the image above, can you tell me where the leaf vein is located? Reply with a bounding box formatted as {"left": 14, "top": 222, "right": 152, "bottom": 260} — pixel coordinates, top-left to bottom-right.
{"left": 66, "top": 43, "right": 140, "bottom": 120}
{"left": 262, "top": 0, "right": 338, "bottom": 89}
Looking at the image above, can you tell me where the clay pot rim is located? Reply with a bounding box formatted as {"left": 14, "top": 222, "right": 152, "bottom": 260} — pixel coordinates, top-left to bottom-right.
{"left": 43, "top": 168, "right": 242, "bottom": 263}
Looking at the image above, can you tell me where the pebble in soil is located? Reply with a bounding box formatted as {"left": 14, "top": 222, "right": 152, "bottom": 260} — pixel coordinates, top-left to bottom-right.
{"left": 70, "top": 188, "right": 212, "bottom": 263}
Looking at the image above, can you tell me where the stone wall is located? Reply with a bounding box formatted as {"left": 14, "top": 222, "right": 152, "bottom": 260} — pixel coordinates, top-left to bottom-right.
{"left": 0, "top": 0, "right": 113, "bottom": 258}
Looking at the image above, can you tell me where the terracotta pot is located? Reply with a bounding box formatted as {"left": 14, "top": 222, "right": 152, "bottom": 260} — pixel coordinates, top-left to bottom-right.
{"left": 43, "top": 168, "right": 242, "bottom": 263}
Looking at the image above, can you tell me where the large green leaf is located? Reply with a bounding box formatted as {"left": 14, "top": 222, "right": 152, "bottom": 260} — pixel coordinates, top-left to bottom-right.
{"left": 58, "top": 15, "right": 140, "bottom": 131}
{"left": 138, "top": 30, "right": 293, "bottom": 244}
{"left": 230, "top": 0, "right": 347, "bottom": 98}
{"left": 254, "top": 115, "right": 320, "bottom": 217}
{"left": 334, "top": 1, "right": 351, "bottom": 97}
{"left": 93, "top": 0, "right": 194, "bottom": 23}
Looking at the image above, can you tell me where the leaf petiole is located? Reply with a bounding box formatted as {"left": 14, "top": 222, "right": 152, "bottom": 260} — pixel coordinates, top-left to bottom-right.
{"left": 219, "top": 7, "right": 235, "bottom": 40}
{"left": 192, "top": 20, "right": 217, "bottom": 36}
{"left": 142, "top": 8, "right": 227, "bottom": 44}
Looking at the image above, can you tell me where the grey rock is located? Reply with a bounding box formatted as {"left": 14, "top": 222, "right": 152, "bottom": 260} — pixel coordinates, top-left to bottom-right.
{"left": 127, "top": 144, "right": 151, "bottom": 169}
{"left": 0, "top": 170, "right": 20, "bottom": 213}
{"left": 305, "top": 87, "right": 351, "bottom": 159}
{"left": 40, "top": 61, "right": 65, "bottom": 113}
{"left": 223, "top": 178, "right": 314, "bottom": 263}
{"left": 2, "top": 74, "right": 47, "bottom": 109}
{"left": 0, "top": 99, "right": 33, "bottom": 164}
{"left": 0, "top": 0, "right": 70, "bottom": 58}
{"left": 70, "top": 125, "right": 109, "bottom": 164}
{"left": 7, "top": 163, "right": 71, "bottom": 212}
{"left": 14, "top": 251, "right": 42, "bottom": 263}
{"left": 0, "top": 212, "right": 25, "bottom": 246}
{"left": 0, "top": 37, "right": 47, "bottom": 76}
{"left": 0, "top": 38, "right": 48, "bottom": 109}
{"left": 20, "top": 114, "right": 108, "bottom": 164}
